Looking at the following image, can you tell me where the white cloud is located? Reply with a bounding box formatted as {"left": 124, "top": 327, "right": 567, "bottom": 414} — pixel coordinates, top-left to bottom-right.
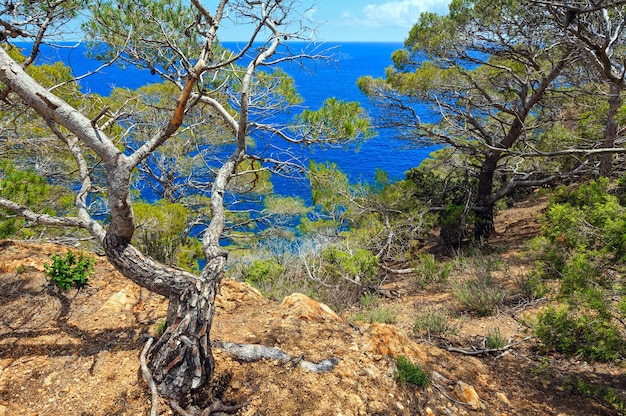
{"left": 357, "top": 0, "right": 449, "bottom": 28}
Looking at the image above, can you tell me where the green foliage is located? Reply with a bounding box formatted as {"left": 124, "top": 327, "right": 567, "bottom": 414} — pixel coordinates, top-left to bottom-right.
{"left": 243, "top": 258, "right": 284, "bottom": 287}
{"left": 530, "top": 179, "right": 626, "bottom": 361}
{"left": 563, "top": 376, "right": 626, "bottom": 415}
{"left": 294, "top": 98, "right": 374, "bottom": 144}
{"left": 394, "top": 356, "right": 430, "bottom": 387}
{"left": 352, "top": 305, "right": 398, "bottom": 324}
{"left": 413, "top": 309, "right": 454, "bottom": 337}
{"left": 485, "top": 328, "right": 507, "bottom": 349}
{"left": 44, "top": 251, "right": 95, "bottom": 291}
{"left": 0, "top": 161, "right": 73, "bottom": 239}
{"left": 132, "top": 200, "right": 202, "bottom": 272}
{"left": 413, "top": 253, "right": 453, "bottom": 287}
{"left": 307, "top": 162, "right": 435, "bottom": 258}
{"left": 322, "top": 247, "right": 379, "bottom": 286}
{"left": 156, "top": 320, "right": 167, "bottom": 337}
{"left": 359, "top": 292, "right": 382, "bottom": 308}
{"left": 515, "top": 274, "right": 546, "bottom": 301}
{"left": 452, "top": 275, "right": 505, "bottom": 316}
{"left": 534, "top": 306, "right": 623, "bottom": 362}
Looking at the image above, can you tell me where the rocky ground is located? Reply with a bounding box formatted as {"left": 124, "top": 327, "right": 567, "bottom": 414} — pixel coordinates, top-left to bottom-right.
{"left": 0, "top": 195, "right": 624, "bottom": 415}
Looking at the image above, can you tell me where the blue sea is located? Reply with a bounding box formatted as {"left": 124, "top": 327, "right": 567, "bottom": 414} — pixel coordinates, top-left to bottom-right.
{"left": 18, "top": 41, "right": 439, "bottom": 200}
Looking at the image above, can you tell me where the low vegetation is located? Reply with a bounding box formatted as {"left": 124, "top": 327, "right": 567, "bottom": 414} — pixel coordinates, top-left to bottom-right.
{"left": 44, "top": 251, "right": 95, "bottom": 291}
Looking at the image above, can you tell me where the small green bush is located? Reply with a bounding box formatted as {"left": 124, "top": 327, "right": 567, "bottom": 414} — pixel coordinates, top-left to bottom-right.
{"left": 534, "top": 306, "right": 623, "bottom": 361}
{"left": 395, "top": 355, "right": 430, "bottom": 387}
{"left": 44, "top": 251, "right": 95, "bottom": 290}
{"left": 352, "top": 305, "right": 398, "bottom": 324}
{"left": 485, "top": 328, "right": 507, "bottom": 349}
{"left": 413, "top": 309, "right": 454, "bottom": 337}
{"left": 243, "top": 258, "right": 284, "bottom": 286}
{"left": 452, "top": 276, "right": 505, "bottom": 316}
{"left": 359, "top": 292, "right": 382, "bottom": 308}
{"left": 413, "top": 253, "right": 453, "bottom": 288}
{"left": 515, "top": 274, "right": 546, "bottom": 301}
{"left": 563, "top": 376, "right": 626, "bottom": 414}
{"left": 529, "top": 180, "right": 626, "bottom": 362}
{"left": 323, "top": 247, "right": 379, "bottom": 285}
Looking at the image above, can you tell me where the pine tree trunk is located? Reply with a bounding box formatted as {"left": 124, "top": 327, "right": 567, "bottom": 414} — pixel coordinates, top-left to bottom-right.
{"left": 149, "top": 254, "right": 225, "bottom": 399}
{"left": 474, "top": 155, "right": 498, "bottom": 240}
{"left": 102, "top": 233, "right": 225, "bottom": 400}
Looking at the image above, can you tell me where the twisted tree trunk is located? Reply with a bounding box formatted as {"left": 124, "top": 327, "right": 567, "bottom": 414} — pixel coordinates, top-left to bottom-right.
{"left": 149, "top": 254, "right": 226, "bottom": 399}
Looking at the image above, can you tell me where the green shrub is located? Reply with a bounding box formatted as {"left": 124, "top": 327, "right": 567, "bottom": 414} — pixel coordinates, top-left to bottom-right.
{"left": 485, "top": 328, "right": 507, "bottom": 349}
{"left": 359, "top": 292, "right": 382, "bottom": 308}
{"left": 243, "top": 258, "right": 284, "bottom": 287}
{"left": 563, "top": 376, "right": 626, "bottom": 414}
{"left": 352, "top": 305, "right": 398, "bottom": 324}
{"left": 395, "top": 356, "right": 430, "bottom": 387}
{"left": 133, "top": 200, "right": 202, "bottom": 272}
{"left": 534, "top": 306, "right": 623, "bottom": 361}
{"left": 413, "top": 253, "right": 453, "bottom": 288}
{"left": 323, "top": 247, "right": 379, "bottom": 286}
{"left": 452, "top": 276, "right": 505, "bottom": 316}
{"left": 515, "top": 274, "right": 547, "bottom": 301}
{"left": 0, "top": 160, "right": 73, "bottom": 239}
{"left": 413, "top": 309, "right": 454, "bottom": 337}
{"left": 44, "top": 251, "right": 95, "bottom": 290}
{"left": 529, "top": 180, "right": 626, "bottom": 362}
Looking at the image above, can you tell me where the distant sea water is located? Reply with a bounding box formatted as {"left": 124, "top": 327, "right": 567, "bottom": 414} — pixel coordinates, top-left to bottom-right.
{"left": 16, "top": 41, "right": 439, "bottom": 200}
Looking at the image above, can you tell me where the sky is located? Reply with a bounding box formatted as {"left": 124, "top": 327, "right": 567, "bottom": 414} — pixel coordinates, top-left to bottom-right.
{"left": 219, "top": 0, "right": 452, "bottom": 43}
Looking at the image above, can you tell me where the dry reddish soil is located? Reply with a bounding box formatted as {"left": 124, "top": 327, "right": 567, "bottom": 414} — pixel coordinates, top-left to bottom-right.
{"left": 0, "top": 195, "right": 624, "bottom": 415}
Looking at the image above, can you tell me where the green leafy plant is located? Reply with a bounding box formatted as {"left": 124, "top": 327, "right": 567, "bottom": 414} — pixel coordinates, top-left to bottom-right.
{"left": 243, "top": 258, "right": 284, "bottom": 286}
{"left": 529, "top": 179, "right": 626, "bottom": 361}
{"left": 413, "top": 253, "right": 453, "bottom": 287}
{"left": 413, "top": 309, "right": 454, "bottom": 337}
{"left": 534, "top": 306, "right": 623, "bottom": 361}
{"left": 452, "top": 275, "right": 505, "bottom": 316}
{"left": 394, "top": 355, "right": 430, "bottom": 387}
{"left": 44, "top": 251, "right": 95, "bottom": 291}
{"left": 322, "top": 246, "right": 380, "bottom": 286}
{"left": 563, "top": 376, "right": 626, "bottom": 414}
{"left": 359, "top": 292, "right": 382, "bottom": 308}
{"left": 156, "top": 320, "right": 167, "bottom": 337}
{"left": 485, "top": 328, "right": 507, "bottom": 349}
{"left": 352, "top": 305, "right": 398, "bottom": 324}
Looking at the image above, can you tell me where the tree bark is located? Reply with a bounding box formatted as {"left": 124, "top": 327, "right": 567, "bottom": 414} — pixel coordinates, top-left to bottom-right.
{"left": 599, "top": 83, "right": 621, "bottom": 177}
{"left": 474, "top": 154, "right": 498, "bottom": 240}
{"left": 149, "top": 254, "right": 226, "bottom": 399}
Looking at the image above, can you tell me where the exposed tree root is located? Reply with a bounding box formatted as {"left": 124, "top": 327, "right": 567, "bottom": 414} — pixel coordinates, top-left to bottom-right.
{"left": 170, "top": 399, "right": 249, "bottom": 416}
{"left": 215, "top": 341, "right": 340, "bottom": 372}
{"left": 140, "top": 337, "right": 159, "bottom": 416}
{"left": 141, "top": 338, "right": 338, "bottom": 415}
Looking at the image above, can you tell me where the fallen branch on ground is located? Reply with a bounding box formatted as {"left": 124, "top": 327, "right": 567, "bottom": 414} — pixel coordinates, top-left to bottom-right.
{"left": 215, "top": 341, "right": 340, "bottom": 372}
{"left": 447, "top": 336, "right": 533, "bottom": 356}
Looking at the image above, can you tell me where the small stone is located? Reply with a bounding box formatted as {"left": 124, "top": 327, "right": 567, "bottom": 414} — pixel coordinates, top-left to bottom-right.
{"left": 454, "top": 381, "right": 485, "bottom": 410}
{"left": 496, "top": 392, "right": 511, "bottom": 406}
{"left": 367, "top": 401, "right": 386, "bottom": 413}
{"left": 43, "top": 371, "right": 57, "bottom": 386}
{"left": 424, "top": 407, "right": 435, "bottom": 416}
{"left": 0, "top": 404, "right": 7, "bottom": 416}
{"left": 356, "top": 367, "right": 375, "bottom": 377}
{"left": 431, "top": 371, "right": 451, "bottom": 385}
{"left": 396, "top": 401, "right": 404, "bottom": 410}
